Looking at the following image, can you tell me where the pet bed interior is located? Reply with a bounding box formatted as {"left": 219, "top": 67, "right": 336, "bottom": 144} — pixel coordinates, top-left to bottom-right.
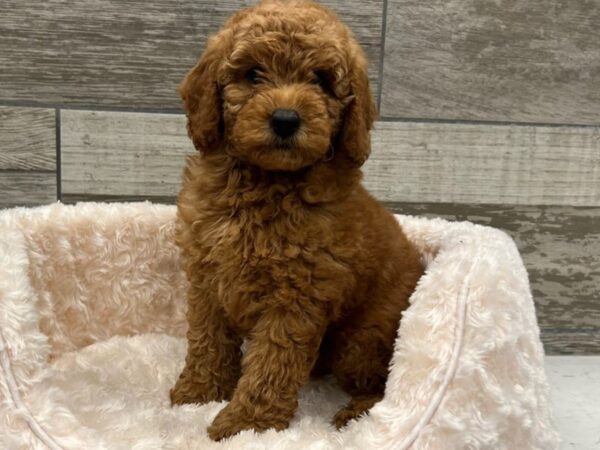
{"left": 0, "top": 202, "right": 559, "bottom": 449}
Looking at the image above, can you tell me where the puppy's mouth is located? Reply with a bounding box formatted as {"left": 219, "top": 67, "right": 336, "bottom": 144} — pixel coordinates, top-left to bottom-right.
{"left": 272, "top": 136, "right": 296, "bottom": 150}
{"left": 227, "top": 137, "right": 327, "bottom": 172}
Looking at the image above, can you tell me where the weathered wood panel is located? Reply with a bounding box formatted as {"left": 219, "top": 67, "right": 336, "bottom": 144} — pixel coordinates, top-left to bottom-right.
{"left": 0, "top": 106, "right": 56, "bottom": 208}
{"left": 61, "top": 110, "right": 192, "bottom": 198}
{"left": 0, "top": 0, "right": 382, "bottom": 110}
{"left": 542, "top": 332, "right": 600, "bottom": 355}
{"left": 0, "top": 172, "right": 57, "bottom": 208}
{"left": 0, "top": 106, "right": 56, "bottom": 171}
{"left": 366, "top": 121, "right": 600, "bottom": 206}
{"left": 387, "top": 202, "right": 600, "bottom": 338}
{"left": 381, "top": 0, "right": 600, "bottom": 124}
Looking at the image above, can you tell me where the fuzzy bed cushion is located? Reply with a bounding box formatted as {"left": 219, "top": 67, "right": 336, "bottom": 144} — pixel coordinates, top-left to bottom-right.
{"left": 0, "top": 202, "right": 559, "bottom": 450}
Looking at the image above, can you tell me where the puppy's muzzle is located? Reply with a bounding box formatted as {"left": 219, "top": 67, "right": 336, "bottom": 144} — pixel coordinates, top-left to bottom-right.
{"left": 270, "top": 109, "right": 300, "bottom": 139}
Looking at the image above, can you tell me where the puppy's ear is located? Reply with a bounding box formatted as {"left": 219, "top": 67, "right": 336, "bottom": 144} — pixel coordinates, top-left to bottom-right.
{"left": 336, "top": 42, "right": 377, "bottom": 167}
{"left": 179, "top": 31, "right": 232, "bottom": 153}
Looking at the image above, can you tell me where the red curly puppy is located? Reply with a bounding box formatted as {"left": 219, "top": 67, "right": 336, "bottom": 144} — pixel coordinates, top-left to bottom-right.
{"left": 170, "top": 0, "right": 424, "bottom": 441}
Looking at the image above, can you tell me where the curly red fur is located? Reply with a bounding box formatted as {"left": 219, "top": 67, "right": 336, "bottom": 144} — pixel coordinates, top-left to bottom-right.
{"left": 170, "top": 0, "right": 424, "bottom": 441}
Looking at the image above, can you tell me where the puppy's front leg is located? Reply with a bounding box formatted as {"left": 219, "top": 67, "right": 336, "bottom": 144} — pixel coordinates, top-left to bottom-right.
{"left": 207, "top": 306, "right": 326, "bottom": 441}
{"left": 170, "top": 285, "right": 242, "bottom": 405}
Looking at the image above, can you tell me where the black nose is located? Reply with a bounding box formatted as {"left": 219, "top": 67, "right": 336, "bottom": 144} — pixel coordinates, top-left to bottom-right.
{"left": 270, "top": 109, "right": 300, "bottom": 138}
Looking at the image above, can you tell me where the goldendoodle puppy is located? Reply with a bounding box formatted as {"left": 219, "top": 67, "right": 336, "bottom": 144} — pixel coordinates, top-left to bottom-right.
{"left": 170, "top": 0, "right": 424, "bottom": 441}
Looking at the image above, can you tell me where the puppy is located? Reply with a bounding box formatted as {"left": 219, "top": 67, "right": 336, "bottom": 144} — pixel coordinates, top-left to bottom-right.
{"left": 170, "top": 0, "right": 424, "bottom": 441}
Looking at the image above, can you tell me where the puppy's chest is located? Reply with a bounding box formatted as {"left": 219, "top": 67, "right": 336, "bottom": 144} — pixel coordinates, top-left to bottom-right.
{"left": 193, "top": 204, "right": 350, "bottom": 333}
{"left": 199, "top": 206, "right": 299, "bottom": 267}
{"left": 199, "top": 210, "right": 314, "bottom": 284}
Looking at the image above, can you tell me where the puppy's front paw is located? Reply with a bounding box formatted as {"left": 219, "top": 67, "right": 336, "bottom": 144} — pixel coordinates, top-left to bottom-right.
{"left": 170, "top": 375, "right": 230, "bottom": 406}
{"left": 207, "top": 403, "right": 289, "bottom": 441}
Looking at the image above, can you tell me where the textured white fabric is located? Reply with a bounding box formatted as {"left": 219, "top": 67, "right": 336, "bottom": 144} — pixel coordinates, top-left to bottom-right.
{"left": 0, "top": 202, "right": 560, "bottom": 449}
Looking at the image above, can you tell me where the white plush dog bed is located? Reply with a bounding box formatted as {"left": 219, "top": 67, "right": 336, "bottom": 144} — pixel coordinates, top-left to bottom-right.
{"left": 0, "top": 202, "right": 559, "bottom": 449}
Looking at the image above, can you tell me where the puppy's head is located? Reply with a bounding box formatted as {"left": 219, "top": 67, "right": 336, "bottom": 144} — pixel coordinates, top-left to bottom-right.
{"left": 180, "top": 0, "right": 376, "bottom": 171}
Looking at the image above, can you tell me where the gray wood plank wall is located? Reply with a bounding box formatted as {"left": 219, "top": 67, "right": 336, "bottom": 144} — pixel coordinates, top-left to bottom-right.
{"left": 0, "top": 0, "right": 382, "bottom": 109}
{"left": 1, "top": 0, "right": 598, "bottom": 354}
{"left": 0, "top": 107, "right": 57, "bottom": 207}
{"left": 380, "top": 0, "right": 600, "bottom": 124}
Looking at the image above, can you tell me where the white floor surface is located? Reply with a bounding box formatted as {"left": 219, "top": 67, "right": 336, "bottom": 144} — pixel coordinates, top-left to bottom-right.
{"left": 546, "top": 356, "right": 600, "bottom": 450}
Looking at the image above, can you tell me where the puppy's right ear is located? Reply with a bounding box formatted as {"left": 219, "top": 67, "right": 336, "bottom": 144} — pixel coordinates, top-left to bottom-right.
{"left": 179, "top": 31, "right": 232, "bottom": 153}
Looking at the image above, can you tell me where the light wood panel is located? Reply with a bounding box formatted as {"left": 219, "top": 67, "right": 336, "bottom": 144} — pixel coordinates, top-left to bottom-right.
{"left": 61, "top": 110, "right": 192, "bottom": 198}
{"left": 365, "top": 121, "right": 600, "bottom": 206}
{"left": 381, "top": 0, "right": 600, "bottom": 124}
{"left": 0, "top": 106, "right": 56, "bottom": 207}
{"left": 0, "top": 0, "right": 382, "bottom": 110}
{"left": 62, "top": 113, "right": 600, "bottom": 207}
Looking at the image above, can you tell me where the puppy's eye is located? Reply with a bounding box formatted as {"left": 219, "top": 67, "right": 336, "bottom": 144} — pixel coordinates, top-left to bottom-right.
{"left": 245, "top": 66, "right": 262, "bottom": 84}
{"left": 312, "top": 70, "right": 333, "bottom": 94}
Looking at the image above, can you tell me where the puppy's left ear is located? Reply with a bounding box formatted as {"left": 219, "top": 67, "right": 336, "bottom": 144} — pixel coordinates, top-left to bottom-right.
{"left": 336, "top": 42, "right": 377, "bottom": 167}
{"left": 179, "top": 30, "right": 232, "bottom": 153}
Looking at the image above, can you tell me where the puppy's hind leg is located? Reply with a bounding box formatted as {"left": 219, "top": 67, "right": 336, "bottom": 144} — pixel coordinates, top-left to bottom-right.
{"left": 333, "top": 394, "right": 384, "bottom": 429}
{"left": 329, "top": 301, "right": 402, "bottom": 428}
{"left": 329, "top": 326, "right": 390, "bottom": 429}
